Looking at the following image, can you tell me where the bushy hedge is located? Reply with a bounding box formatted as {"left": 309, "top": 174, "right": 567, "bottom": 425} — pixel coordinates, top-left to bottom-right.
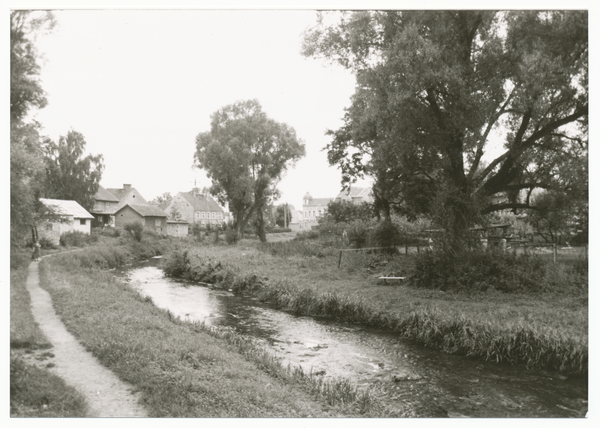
{"left": 60, "top": 231, "right": 91, "bottom": 247}
{"left": 411, "top": 249, "right": 587, "bottom": 293}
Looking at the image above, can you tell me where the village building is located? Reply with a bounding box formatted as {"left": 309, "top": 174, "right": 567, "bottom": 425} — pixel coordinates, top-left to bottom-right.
{"left": 114, "top": 203, "right": 168, "bottom": 233}
{"left": 335, "top": 186, "right": 374, "bottom": 204}
{"left": 301, "top": 192, "right": 334, "bottom": 229}
{"left": 161, "top": 189, "right": 225, "bottom": 227}
{"left": 89, "top": 185, "right": 121, "bottom": 227}
{"left": 38, "top": 198, "right": 94, "bottom": 246}
{"left": 106, "top": 183, "right": 148, "bottom": 206}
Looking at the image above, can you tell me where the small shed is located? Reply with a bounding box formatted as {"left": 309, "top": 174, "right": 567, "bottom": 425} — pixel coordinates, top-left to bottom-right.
{"left": 114, "top": 203, "right": 168, "bottom": 233}
{"left": 39, "top": 198, "right": 95, "bottom": 246}
{"left": 167, "top": 219, "right": 189, "bottom": 237}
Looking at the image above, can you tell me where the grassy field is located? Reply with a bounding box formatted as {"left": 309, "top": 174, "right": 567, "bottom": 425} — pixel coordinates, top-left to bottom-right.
{"left": 10, "top": 248, "right": 88, "bottom": 417}
{"left": 163, "top": 235, "right": 588, "bottom": 374}
{"left": 36, "top": 235, "right": 396, "bottom": 417}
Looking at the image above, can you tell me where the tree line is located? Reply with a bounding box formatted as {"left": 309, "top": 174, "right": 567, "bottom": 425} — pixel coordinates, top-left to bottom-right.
{"left": 11, "top": 11, "right": 104, "bottom": 245}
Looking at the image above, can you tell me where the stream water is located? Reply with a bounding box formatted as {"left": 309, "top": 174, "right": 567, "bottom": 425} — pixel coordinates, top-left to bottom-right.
{"left": 124, "top": 260, "right": 587, "bottom": 417}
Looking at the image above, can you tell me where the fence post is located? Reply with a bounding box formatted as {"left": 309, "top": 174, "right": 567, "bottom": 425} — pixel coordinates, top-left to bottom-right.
{"left": 417, "top": 244, "right": 420, "bottom": 254}
{"left": 338, "top": 250, "right": 343, "bottom": 269}
{"left": 553, "top": 244, "right": 557, "bottom": 264}
{"left": 405, "top": 243, "right": 408, "bottom": 255}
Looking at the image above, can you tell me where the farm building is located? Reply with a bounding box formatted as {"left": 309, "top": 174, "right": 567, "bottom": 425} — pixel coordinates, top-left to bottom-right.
{"left": 38, "top": 198, "right": 95, "bottom": 246}
{"left": 114, "top": 203, "right": 168, "bottom": 233}
{"left": 160, "top": 189, "right": 225, "bottom": 227}
{"left": 167, "top": 219, "right": 189, "bottom": 237}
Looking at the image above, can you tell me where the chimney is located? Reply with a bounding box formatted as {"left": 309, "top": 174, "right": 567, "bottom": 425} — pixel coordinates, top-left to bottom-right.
{"left": 124, "top": 184, "right": 132, "bottom": 191}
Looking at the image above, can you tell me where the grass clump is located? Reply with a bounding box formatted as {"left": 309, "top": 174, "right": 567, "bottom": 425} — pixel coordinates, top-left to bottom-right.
{"left": 59, "top": 230, "right": 91, "bottom": 247}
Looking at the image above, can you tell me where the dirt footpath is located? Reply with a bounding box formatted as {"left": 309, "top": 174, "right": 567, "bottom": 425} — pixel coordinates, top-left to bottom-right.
{"left": 25, "top": 259, "right": 147, "bottom": 417}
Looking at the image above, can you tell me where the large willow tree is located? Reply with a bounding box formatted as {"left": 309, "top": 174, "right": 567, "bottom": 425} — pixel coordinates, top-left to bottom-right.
{"left": 194, "top": 99, "right": 305, "bottom": 241}
{"left": 303, "top": 11, "right": 588, "bottom": 248}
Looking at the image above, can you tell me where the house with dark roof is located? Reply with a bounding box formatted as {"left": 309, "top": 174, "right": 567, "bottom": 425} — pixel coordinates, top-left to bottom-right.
{"left": 335, "top": 186, "right": 374, "bottom": 204}
{"left": 38, "top": 198, "right": 95, "bottom": 245}
{"left": 106, "top": 184, "right": 147, "bottom": 206}
{"left": 90, "top": 185, "right": 121, "bottom": 226}
{"left": 162, "top": 189, "right": 225, "bottom": 226}
{"left": 114, "top": 203, "right": 168, "bottom": 233}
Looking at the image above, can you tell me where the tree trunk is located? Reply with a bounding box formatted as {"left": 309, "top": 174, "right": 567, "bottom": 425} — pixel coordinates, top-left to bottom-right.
{"left": 257, "top": 209, "right": 267, "bottom": 242}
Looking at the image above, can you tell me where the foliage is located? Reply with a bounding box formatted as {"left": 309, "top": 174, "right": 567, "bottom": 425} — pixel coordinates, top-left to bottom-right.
{"left": 321, "top": 199, "right": 373, "bottom": 224}
{"left": 42, "top": 130, "right": 104, "bottom": 211}
{"left": 194, "top": 99, "right": 305, "bottom": 241}
{"left": 410, "top": 248, "right": 585, "bottom": 293}
{"left": 274, "top": 204, "right": 293, "bottom": 227}
{"left": 10, "top": 122, "right": 47, "bottom": 244}
{"left": 527, "top": 190, "right": 582, "bottom": 244}
{"left": 369, "top": 221, "right": 402, "bottom": 250}
{"left": 150, "top": 192, "right": 173, "bottom": 205}
{"left": 124, "top": 221, "right": 144, "bottom": 242}
{"left": 10, "top": 11, "right": 55, "bottom": 245}
{"left": 224, "top": 229, "right": 239, "bottom": 245}
{"left": 294, "top": 230, "right": 320, "bottom": 241}
{"left": 346, "top": 220, "right": 371, "bottom": 248}
{"left": 10, "top": 11, "right": 55, "bottom": 123}
{"left": 59, "top": 231, "right": 91, "bottom": 247}
{"left": 303, "top": 11, "right": 588, "bottom": 247}
{"left": 265, "top": 226, "right": 292, "bottom": 234}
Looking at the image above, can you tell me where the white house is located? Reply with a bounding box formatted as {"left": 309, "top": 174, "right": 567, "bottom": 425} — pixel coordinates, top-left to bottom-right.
{"left": 39, "top": 198, "right": 94, "bottom": 245}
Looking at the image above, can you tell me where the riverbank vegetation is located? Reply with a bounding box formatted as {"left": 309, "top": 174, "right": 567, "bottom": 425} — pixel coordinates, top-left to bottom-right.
{"left": 35, "top": 235, "right": 398, "bottom": 417}
{"left": 162, "top": 236, "right": 588, "bottom": 375}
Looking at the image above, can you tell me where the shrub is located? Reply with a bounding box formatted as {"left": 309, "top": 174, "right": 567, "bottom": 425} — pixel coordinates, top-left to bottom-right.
{"left": 225, "top": 229, "right": 239, "bottom": 245}
{"left": 59, "top": 231, "right": 90, "bottom": 247}
{"left": 369, "top": 221, "right": 401, "bottom": 251}
{"left": 347, "top": 221, "right": 370, "bottom": 249}
{"left": 124, "top": 221, "right": 144, "bottom": 242}
{"left": 293, "top": 230, "right": 320, "bottom": 241}
{"left": 410, "top": 248, "right": 582, "bottom": 293}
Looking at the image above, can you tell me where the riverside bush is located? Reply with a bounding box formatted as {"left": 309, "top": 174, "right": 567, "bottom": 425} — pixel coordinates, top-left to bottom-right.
{"left": 60, "top": 231, "right": 90, "bottom": 247}
{"left": 294, "top": 230, "right": 320, "bottom": 241}
{"left": 369, "top": 221, "right": 401, "bottom": 251}
{"left": 124, "top": 221, "right": 144, "bottom": 242}
{"left": 410, "top": 249, "right": 582, "bottom": 293}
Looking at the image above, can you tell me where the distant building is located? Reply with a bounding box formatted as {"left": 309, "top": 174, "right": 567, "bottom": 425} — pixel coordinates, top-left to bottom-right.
{"left": 301, "top": 192, "right": 334, "bottom": 229}
{"left": 335, "top": 186, "right": 374, "bottom": 204}
{"left": 161, "top": 188, "right": 225, "bottom": 226}
{"left": 90, "top": 185, "right": 120, "bottom": 227}
{"left": 106, "top": 183, "right": 148, "bottom": 206}
{"left": 38, "top": 198, "right": 94, "bottom": 245}
{"left": 114, "top": 203, "right": 168, "bottom": 233}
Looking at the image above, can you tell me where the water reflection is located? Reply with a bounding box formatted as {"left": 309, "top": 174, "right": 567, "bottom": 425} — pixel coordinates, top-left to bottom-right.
{"left": 126, "top": 264, "right": 587, "bottom": 418}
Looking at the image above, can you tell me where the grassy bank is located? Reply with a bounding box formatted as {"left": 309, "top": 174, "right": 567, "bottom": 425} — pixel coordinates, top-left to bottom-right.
{"left": 10, "top": 248, "right": 88, "bottom": 417}
{"left": 162, "top": 239, "right": 588, "bottom": 375}
{"left": 38, "top": 238, "right": 398, "bottom": 417}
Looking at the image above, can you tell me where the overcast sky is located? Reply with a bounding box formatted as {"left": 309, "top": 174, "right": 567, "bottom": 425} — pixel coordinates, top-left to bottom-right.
{"left": 28, "top": 8, "right": 369, "bottom": 209}
{"left": 17, "top": 1, "right": 595, "bottom": 212}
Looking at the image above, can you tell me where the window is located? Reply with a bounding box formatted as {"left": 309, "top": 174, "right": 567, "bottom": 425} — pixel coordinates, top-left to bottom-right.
{"left": 211, "top": 212, "right": 215, "bottom": 219}
{"left": 105, "top": 202, "right": 110, "bottom": 209}
{"left": 202, "top": 212, "right": 205, "bottom": 218}
{"left": 80, "top": 219, "right": 86, "bottom": 225}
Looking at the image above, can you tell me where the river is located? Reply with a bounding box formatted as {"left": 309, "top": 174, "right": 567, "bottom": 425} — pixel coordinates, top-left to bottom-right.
{"left": 124, "top": 260, "right": 587, "bottom": 417}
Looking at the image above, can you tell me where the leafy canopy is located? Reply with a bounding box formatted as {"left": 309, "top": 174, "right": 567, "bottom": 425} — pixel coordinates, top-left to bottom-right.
{"left": 43, "top": 130, "right": 105, "bottom": 211}
{"left": 194, "top": 99, "right": 305, "bottom": 240}
{"left": 303, "top": 11, "right": 588, "bottom": 244}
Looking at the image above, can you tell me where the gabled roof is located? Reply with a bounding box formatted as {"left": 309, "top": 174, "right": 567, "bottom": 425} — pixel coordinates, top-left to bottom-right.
{"left": 106, "top": 188, "right": 132, "bottom": 201}
{"left": 115, "top": 203, "right": 167, "bottom": 218}
{"left": 178, "top": 191, "right": 224, "bottom": 213}
{"left": 40, "top": 198, "right": 94, "bottom": 219}
{"left": 306, "top": 198, "right": 334, "bottom": 207}
{"left": 94, "top": 185, "right": 119, "bottom": 202}
{"left": 336, "top": 186, "right": 372, "bottom": 200}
